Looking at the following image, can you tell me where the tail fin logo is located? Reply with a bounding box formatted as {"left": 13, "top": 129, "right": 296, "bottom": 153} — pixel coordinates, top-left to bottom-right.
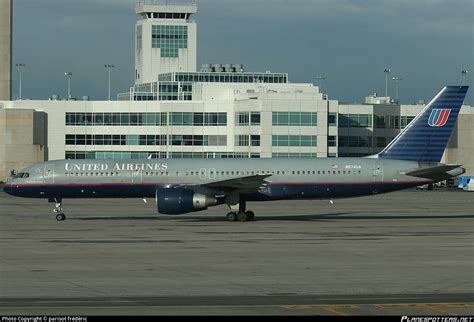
{"left": 428, "top": 109, "right": 451, "bottom": 127}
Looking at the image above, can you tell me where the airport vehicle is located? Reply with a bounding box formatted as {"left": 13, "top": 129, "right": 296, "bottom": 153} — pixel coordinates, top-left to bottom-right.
{"left": 416, "top": 184, "right": 433, "bottom": 191}
{"left": 4, "top": 86, "right": 469, "bottom": 222}
{"left": 457, "top": 175, "right": 474, "bottom": 189}
{"left": 463, "top": 178, "right": 474, "bottom": 191}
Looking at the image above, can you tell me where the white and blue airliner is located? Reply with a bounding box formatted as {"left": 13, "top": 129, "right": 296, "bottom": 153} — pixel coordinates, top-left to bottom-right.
{"left": 4, "top": 86, "right": 469, "bottom": 222}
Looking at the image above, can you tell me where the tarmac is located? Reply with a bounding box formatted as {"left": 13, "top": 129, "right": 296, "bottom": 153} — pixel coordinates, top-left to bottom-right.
{"left": 0, "top": 188, "right": 473, "bottom": 315}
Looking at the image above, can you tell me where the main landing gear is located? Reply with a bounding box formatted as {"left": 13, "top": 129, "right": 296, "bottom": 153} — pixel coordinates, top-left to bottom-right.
{"left": 52, "top": 200, "right": 66, "bottom": 221}
{"left": 225, "top": 193, "right": 255, "bottom": 222}
{"left": 226, "top": 211, "right": 255, "bottom": 222}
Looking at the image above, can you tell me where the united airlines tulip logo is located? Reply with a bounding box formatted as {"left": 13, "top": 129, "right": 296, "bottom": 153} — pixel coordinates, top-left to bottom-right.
{"left": 428, "top": 108, "right": 451, "bottom": 127}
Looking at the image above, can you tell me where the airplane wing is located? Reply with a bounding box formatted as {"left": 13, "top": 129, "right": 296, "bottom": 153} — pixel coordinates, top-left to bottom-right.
{"left": 201, "top": 174, "right": 272, "bottom": 193}
{"left": 404, "top": 164, "right": 465, "bottom": 180}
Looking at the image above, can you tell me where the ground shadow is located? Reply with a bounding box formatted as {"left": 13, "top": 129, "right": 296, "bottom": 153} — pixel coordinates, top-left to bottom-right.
{"left": 73, "top": 212, "right": 474, "bottom": 222}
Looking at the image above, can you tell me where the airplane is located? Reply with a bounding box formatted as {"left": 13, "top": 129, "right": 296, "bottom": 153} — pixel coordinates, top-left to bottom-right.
{"left": 3, "top": 85, "right": 469, "bottom": 222}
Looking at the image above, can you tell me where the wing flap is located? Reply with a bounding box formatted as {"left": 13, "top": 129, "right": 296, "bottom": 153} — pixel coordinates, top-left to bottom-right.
{"left": 202, "top": 174, "right": 272, "bottom": 193}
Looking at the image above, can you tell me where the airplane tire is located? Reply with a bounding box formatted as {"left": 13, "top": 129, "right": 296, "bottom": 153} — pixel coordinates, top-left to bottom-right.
{"left": 226, "top": 212, "right": 237, "bottom": 222}
{"left": 56, "top": 213, "right": 66, "bottom": 221}
{"left": 237, "top": 211, "right": 248, "bottom": 222}
{"left": 245, "top": 211, "right": 255, "bottom": 221}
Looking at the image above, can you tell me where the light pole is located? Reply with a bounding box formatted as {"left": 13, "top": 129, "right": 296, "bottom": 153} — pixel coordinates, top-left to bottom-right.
{"left": 315, "top": 76, "right": 326, "bottom": 93}
{"left": 392, "top": 77, "right": 403, "bottom": 101}
{"left": 64, "top": 72, "right": 72, "bottom": 99}
{"left": 105, "top": 64, "right": 115, "bottom": 100}
{"left": 16, "top": 63, "right": 26, "bottom": 100}
{"left": 384, "top": 68, "right": 391, "bottom": 98}
{"left": 461, "top": 70, "right": 468, "bottom": 86}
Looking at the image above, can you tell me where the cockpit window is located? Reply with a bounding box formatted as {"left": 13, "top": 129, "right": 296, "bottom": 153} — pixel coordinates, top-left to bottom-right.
{"left": 12, "top": 172, "right": 29, "bottom": 178}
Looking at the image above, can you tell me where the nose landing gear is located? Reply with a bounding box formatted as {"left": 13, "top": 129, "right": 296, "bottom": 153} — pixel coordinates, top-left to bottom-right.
{"left": 52, "top": 200, "right": 66, "bottom": 221}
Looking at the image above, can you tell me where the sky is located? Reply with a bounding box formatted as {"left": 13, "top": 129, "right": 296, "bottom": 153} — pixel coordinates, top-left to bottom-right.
{"left": 12, "top": 0, "right": 473, "bottom": 104}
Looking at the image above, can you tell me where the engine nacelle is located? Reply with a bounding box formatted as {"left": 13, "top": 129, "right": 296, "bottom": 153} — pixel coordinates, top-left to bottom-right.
{"left": 156, "top": 188, "right": 218, "bottom": 215}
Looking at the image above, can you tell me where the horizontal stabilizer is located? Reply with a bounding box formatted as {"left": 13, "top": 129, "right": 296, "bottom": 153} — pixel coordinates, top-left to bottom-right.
{"left": 404, "top": 164, "right": 465, "bottom": 180}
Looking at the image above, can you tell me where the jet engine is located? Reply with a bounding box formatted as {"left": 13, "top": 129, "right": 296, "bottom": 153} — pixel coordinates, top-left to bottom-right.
{"left": 155, "top": 188, "right": 218, "bottom": 215}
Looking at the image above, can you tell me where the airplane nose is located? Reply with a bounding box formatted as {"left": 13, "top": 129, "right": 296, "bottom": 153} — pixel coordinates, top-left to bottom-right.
{"left": 3, "top": 183, "right": 12, "bottom": 195}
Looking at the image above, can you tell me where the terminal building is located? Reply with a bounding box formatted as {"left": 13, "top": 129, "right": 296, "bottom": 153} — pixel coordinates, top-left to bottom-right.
{"left": 0, "top": 1, "right": 473, "bottom": 181}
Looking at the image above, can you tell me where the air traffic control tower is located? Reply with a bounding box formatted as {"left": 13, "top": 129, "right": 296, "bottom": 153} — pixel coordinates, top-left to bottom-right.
{"left": 135, "top": 1, "right": 198, "bottom": 85}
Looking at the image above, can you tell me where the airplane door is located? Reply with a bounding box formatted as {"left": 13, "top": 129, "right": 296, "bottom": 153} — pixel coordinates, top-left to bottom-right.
{"left": 44, "top": 165, "right": 55, "bottom": 184}
{"left": 208, "top": 168, "right": 216, "bottom": 180}
{"left": 373, "top": 162, "right": 383, "bottom": 182}
{"left": 199, "top": 168, "right": 207, "bottom": 180}
{"left": 132, "top": 169, "right": 142, "bottom": 184}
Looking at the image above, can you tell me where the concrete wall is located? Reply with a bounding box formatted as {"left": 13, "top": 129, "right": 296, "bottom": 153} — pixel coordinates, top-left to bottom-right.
{"left": 0, "top": 109, "right": 46, "bottom": 182}
{"left": 444, "top": 112, "right": 474, "bottom": 176}
{"left": 0, "top": 0, "right": 12, "bottom": 100}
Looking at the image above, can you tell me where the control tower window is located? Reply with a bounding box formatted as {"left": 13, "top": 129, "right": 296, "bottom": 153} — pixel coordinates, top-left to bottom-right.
{"left": 152, "top": 25, "right": 188, "bottom": 57}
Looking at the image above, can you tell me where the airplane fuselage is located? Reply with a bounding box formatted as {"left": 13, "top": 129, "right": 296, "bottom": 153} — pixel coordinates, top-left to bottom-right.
{"left": 4, "top": 158, "right": 433, "bottom": 201}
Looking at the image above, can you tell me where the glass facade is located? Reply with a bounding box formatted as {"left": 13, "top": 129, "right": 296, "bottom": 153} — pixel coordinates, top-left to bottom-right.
{"left": 159, "top": 72, "right": 288, "bottom": 84}
{"left": 236, "top": 112, "right": 260, "bottom": 126}
{"left": 170, "top": 112, "right": 226, "bottom": 126}
{"left": 66, "top": 113, "right": 167, "bottom": 126}
{"left": 272, "top": 135, "right": 317, "bottom": 147}
{"left": 339, "top": 114, "right": 372, "bottom": 128}
{"left": 338, "top": 136, "right": 373, "bottom": 148}
{"left": 65, "top": 112, "right": 228, "bottom": 126}
{"left": 152, "top": 25, "right": 188, "bottom": 57}
{"left": 119, "top": 71, "right": 288, "bottom": 101}
{"left": 374, "top": 115, "right": 409, "bottom": 129}
{"left": 136, "top": 25, "right": 142, "bottom": 50}
{"left": 235, "top": 135, "right": 260, "bottom": 147}
{"left": 65, "top": 151, "right": 259, "bottom": 160}
{"left": 328, "top": 112, "right": 337, "bottom": 126}
{"left": 272, "top": 153, "right": 317, "bottom": 158}
{"left": 65, "top": 135, "right": 167, "bottom": 146}
{"left": 169, "top": 135, "right": 227, "bottom": 146}
{"left": 401, "top": 116, "right": 415, "bottom": 128}
{"left": 272, "top": 112, "right": 317, "bottom": 126}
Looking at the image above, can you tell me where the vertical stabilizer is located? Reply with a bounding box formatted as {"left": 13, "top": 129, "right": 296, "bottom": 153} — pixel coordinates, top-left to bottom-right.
{"left": 378, "top": 86, "right": 469, "bottom": 162}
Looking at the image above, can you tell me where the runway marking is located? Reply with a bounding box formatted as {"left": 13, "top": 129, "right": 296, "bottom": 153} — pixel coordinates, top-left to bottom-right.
{"left": 282, "top": 304, "right": 360, "bottom": 315}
